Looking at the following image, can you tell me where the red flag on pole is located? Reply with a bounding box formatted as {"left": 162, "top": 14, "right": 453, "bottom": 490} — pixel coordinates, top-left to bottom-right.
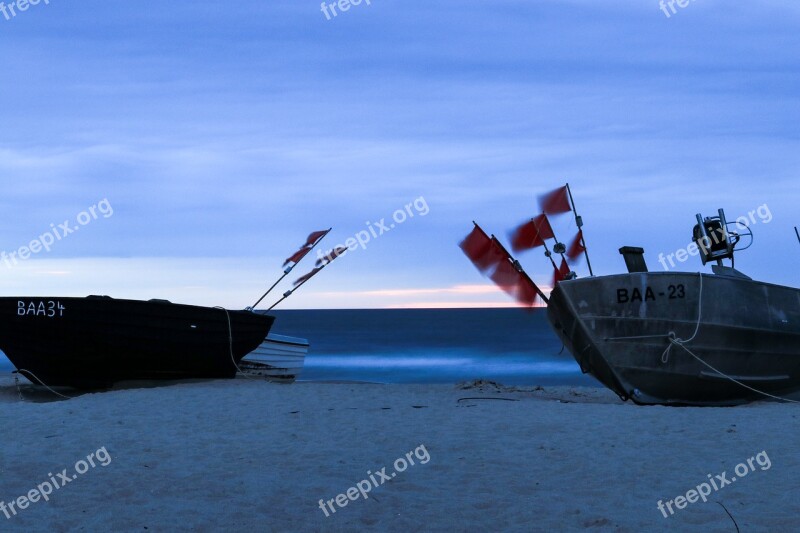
{"left": 489, "top": 258, "right": 519, "bottom": 297}
{"left": 460, "top": 225, "right": 545, "bottom": 307}
{"left": 283, "top": 229, "right": 331, "bottom": 267}
{"left": 283, "top": 247, "right": 312, "bottom": 267}
{"left": 552, "top": 258, "right": 571, "bottom": 287}
{"left": 460, "top": 224, "right": 504, "bottom": 272}
{"left": 532, "top": 214, "right": 555, "bottom": 241}
{"left": 305, "top": 229, "right": 330, "bottom": 248}
{"left": 567, "top": 230, "right": 586, "bottom": 261}
{"left": 538, "top": 186, "right": 571, "bottom": 215}
{"left": 510, "top": 214, "right": 555, "bottom": 252}
{"left": 316, "top": 246, "right": 348, "bottom": 267}
{"left": 487, "top": 238, "right": 542, "bottom": 307}
{"left": 515, "top": 276, "right": 539, "bottom": 307}
{"left": 489, "top": 256, "right": 541, "bottom": 307}
{"left": 293, "top": 267, "right": 322, "bottom": 287}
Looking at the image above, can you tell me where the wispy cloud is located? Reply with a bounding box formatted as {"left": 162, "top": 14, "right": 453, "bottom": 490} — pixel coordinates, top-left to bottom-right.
{"left": 1, "top": 1, "right": 799, "bottom": 307}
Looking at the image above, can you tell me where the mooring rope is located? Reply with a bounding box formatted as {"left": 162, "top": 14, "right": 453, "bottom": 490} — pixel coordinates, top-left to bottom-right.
{"left": 214, "top": 306, "right": 259, "bottom": 379}
{"left": 16, "top": 369, "right": 73, "bottom": 400}
{"left": 14, "top": 375, "right": 24, "bottom": 401}
{"left": 666, "top": 337, "right": 800, "bottom": 404}
{"left": 607, "top": 273, "right": 800, "bottom": 404}
{"left": 660, "top": 273, "right": 704, "bottom": 364}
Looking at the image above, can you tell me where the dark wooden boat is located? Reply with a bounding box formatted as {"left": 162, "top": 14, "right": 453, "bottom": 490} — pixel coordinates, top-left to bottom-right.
{"left": 0, "top": 296, "right": 274, "bottom": 389}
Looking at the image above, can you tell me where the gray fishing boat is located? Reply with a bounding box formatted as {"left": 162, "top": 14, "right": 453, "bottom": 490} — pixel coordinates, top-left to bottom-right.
{"left": 547, "top": 209, "right": 800, "bottom": 406}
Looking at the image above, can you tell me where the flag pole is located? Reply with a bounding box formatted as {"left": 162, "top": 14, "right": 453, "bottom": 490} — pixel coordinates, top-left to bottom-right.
{"left": 795, "top": 227, "right": 800, "bottom": 246}
{"left": 251, "top": 229, "right": 331, "bottom": 310}
{"left": 540, "top": 239, "right": 559, "bottom": 272}
{"left": 490, "top": 236, "right": 549, "bottom": 303}
{"left": 517, "top": 264, "right": 549, "bottom": 304}
{"left": 266, "top": 290, "right": 292, "bottom": 312}
{"left": 535, "top": 215, "right": 568, "bottom": 267}
{"left": 267, "top": 262, "right": 331, "bottom": 312}
{"left": 565, "top": 183, "right": 594, "bottom": 276}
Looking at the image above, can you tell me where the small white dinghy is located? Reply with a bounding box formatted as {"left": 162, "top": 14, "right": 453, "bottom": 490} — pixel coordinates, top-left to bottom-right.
{"left": 240, "top": 334, "right": 309, "bottom": 383}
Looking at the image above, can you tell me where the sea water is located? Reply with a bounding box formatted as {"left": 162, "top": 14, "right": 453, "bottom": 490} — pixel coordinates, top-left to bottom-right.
{"left": 272, "top": 308, "right": 595, "bottom": 386}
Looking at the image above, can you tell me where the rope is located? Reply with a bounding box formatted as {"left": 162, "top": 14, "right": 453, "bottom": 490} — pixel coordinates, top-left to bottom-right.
{"left": 214, "top": 306, "right": 259, "bottom": 380}
{"left": 14, "top": 375, "right": 25, "bottom": 401}
{"left": 604, "top": 273, "right": 800, "bottom": 404}
{"left": 658, "top": 273, "right": 799, "bottom": 402}
{"left": 17, "top": 369, "right": 73, "bottom": 400}
{"left": 667, "top": 338, "right": 800, "bottom": 404}
{"left": 660, "top": 273, "right": 703, "bottom": 363}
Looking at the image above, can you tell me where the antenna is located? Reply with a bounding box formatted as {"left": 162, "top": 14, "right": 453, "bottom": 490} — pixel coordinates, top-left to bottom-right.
{"left": 795, "top": 226, "right": 800, "bottom": 246}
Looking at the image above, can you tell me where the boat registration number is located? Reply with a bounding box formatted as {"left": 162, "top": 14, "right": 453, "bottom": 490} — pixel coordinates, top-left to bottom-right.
{"left": 17, "top": 300, "right": 65, "bottom": 317}
{"left": 616, "top": 284, "right": 686, "bottom": 303}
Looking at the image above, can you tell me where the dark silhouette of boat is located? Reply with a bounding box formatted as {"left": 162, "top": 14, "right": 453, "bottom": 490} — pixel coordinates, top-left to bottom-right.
{"left": 1, "top": 296, "right": 274, "bottom": 389}
{"left": 548, "top": 209, "right": 800, "bottom": 405}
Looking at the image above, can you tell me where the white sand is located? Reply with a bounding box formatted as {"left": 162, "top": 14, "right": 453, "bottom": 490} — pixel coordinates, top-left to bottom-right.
{"left": 0, "top": 376, "right": 798, "bottom": 532}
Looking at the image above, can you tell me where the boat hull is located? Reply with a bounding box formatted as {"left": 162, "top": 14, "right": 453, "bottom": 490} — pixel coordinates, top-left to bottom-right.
{"left": 241, "top": 334, "right": 308, "bottom": 382}
{"left": 547, "top": 272, "right": 800, "bottom": 405}
{"left": 0, "top": 297, "right": 274, "bottom": 389}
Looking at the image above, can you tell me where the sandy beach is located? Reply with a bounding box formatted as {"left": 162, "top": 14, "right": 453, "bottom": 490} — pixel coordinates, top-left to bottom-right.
{"left": 0, "top": 376, "right": 797, "bottom": 532}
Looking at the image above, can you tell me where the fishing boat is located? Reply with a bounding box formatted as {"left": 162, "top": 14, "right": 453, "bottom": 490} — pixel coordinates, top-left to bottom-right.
{"left": 547, "top": 209, "right": 800, "bottom": 405}
{"left": 0, "top": 228, "right": 343, "bottom": 391}
{"left": 1, "top": 296, "right": 274, "bottom": 389}
{"left": 240, "top": 333, "right": 309, "bottom": 382}
{"left": 461, "top": 186, "right": 800, "bottom": 406}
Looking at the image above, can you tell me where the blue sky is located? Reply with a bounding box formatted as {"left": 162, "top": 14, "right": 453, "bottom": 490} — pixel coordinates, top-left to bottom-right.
{"left": 0, "top": 0, "right": 798, "bottom": 308}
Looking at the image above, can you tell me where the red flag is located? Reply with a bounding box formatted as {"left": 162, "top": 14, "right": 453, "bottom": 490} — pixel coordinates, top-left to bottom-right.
{"left": 552, "top": 258, "right": 571, "bottom": 287}
{"left": 293, "top": 267, "right": 323, "bottom": 287}
{"left": 515, "top": 276, "right": 539, "bottom": 307}
{"left": 489, "top": 259, "right": 519, "bottom": 297}
{"left": 567, "top": 230, "right": 586, "bottom": 261}
{"left": 283, "top": 229, "right": 330, "bottom": 266}
{"left": 489, "top": 257, "right": 540, "bottom": 307}
{"left": 533, "top": 214, "right": 556, "bottom": 241}
{"left": 283, "top": 246, "right": 312, "bottom": 267}
{"left": 510, "top": 221, "right": 540, "bottom": 252}
{"left": 305, "top": 229, "right": 330, "bottom": 248}
{"left": 461, "top": 229, "right": 542, "bottom": 307}
{"left": 460, "top": 225, "right": 504, "bottom": 272}
{"left": 539, "top": 186, "right": 571, "bottom": 215}
{"left": 510, "top": 214, "right": 555, "bottom": 252}
{"left": 316, "top": 246, "right": 347, "bottom": 267}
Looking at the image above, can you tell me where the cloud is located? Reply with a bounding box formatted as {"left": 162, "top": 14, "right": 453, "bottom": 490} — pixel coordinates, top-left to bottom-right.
{"left": 1, "top": 1, "right": 799, "bottom": 307}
